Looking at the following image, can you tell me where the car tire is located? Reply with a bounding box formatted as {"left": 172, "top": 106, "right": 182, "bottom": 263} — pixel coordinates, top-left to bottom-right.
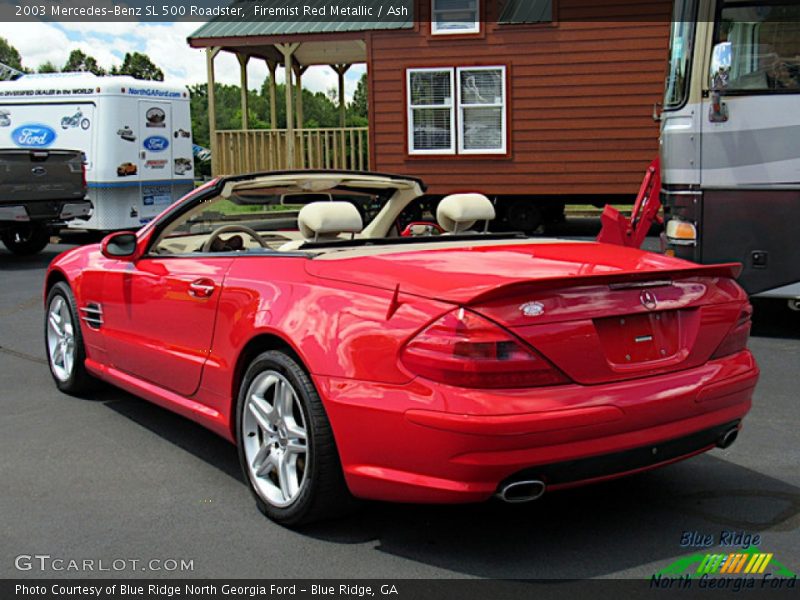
{"left": 1, "top": 223, "right": 50, "bottom": 256}
{"left": 45, "top": 282, "right": 95, "bottom": 395}
{"left": 236, "top": 350, "right": 355, "bottom": 527}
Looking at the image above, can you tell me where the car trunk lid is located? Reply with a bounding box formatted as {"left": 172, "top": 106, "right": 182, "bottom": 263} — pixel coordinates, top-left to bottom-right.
{"left": 307, "top": 241, "right": 746, "bottom": 384}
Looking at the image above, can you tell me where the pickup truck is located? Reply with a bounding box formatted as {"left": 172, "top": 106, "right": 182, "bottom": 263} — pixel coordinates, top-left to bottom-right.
{"left": 0, "top": 149, "right": 91, "bottom": 255}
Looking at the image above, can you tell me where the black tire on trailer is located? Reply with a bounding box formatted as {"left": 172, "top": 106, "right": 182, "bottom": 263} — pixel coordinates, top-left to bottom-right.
{"left": 506, "top": 200, "right": 543, "bottom": 234}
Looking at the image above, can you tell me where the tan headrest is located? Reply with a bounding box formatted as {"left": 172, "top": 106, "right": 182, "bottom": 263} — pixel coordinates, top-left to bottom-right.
{"left": 437, "top": 193, "right": 495, "bottom": 233}
{"left": 298, "top": 201, "right": 363, "bottom": 241}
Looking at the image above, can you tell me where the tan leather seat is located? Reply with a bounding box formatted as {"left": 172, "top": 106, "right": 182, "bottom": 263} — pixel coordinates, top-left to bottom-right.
{"left": 437, "top": 193, "right": 496, "bottom": 234}
{"left": 279, "top": 201, "right": 363, "bottom": 251}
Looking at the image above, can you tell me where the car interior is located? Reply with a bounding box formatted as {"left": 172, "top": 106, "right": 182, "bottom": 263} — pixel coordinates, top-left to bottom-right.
{"left": 149, "top": 174, "right": 500, "bottom": 256}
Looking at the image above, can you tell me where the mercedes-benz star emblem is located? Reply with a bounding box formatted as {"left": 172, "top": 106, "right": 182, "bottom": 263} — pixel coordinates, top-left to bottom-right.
{"left": 640, "top": 290, "right": 658, "bottom": 311}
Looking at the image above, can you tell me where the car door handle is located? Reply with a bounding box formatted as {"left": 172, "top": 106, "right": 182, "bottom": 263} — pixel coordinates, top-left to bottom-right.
{"left": 188, "top": 278, "right": 216, "bottom": 298}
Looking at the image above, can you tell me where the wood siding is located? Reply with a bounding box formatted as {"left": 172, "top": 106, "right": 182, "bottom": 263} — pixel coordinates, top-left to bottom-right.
{"left": 367, "top": 1, "right": 672, "bottom": 198}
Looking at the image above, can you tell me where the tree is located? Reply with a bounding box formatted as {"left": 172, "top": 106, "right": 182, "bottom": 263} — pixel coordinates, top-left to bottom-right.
{"left": 37, "top": 61, "right": 60, "bottom": 74}
{"left": 347, "top": 72, "right": 368, "bottom": 126}
{"left": 0, "top": 37, "right": 23, "bottom": 71}
{"left": 62, "top": 49, "right": 105, "bottom": 75}
{"left": 114, "top": 52, "right": 164, "bottom": 81}
{"left": 351, "top": 72, "right": 367, "bottom": 119}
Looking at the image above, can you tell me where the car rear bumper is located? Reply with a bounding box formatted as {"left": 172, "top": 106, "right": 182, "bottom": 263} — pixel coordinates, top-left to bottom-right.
{"left": 0, "top": 199, "right": 92, "bottom": 223}
{"left": 316, "top": 350, "right": 758, "bottom": 503}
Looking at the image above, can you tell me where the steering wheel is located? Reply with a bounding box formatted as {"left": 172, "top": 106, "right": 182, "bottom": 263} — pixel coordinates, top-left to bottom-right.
{"left": 202, "top": 224, "right": 269, "bottom": 253}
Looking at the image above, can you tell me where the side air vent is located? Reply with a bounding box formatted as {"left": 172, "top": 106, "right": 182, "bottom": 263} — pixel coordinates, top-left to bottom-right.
{"left": 79, "top": 303, "right": 103, "bottom": 329}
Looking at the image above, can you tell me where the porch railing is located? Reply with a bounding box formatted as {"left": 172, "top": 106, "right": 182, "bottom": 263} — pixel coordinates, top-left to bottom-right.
{"left": 214, "top": 127, "right": 369, "bottom": 175}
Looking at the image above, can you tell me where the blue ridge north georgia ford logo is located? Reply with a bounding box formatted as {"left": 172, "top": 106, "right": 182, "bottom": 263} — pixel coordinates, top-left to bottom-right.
{"left": 11, "top": 124, "right": 57, "bottom": 148}
{"left": 143, "top": 136, "right": 169, "bottom": 152}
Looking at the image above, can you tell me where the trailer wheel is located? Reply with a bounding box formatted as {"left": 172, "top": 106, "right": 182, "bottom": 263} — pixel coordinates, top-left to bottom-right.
{"left": 1, "top": 223, "right": 50, "bottom": 255}
{"left": 506, "top": 201, "right": 543, "bottom": 234}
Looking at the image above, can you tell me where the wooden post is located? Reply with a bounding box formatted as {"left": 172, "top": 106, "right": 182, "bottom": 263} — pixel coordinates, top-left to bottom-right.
{"left": 266, "top": 59, "right": 278, "bottom": 129}
{"left": 293, "top": 64, "right": 308, "bottom": 130}
{"left": 332, "top": 64, "right": 351, "bottom": 128}
{"left": 276, "top": 44, "right": 300, "bottom": 168}
{"left": 237, "top": 53, "right": 250, "bottom": 129}
{"left": 294, "top": 64, "right": 308, "bottom": 169}
{"left": 206, "top": 46, "right": 221, "bottom": 175}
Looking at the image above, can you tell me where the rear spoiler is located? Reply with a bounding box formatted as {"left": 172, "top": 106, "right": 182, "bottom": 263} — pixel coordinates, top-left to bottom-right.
{"left": 466, "top": 262, "right": 743, "bottom": 305}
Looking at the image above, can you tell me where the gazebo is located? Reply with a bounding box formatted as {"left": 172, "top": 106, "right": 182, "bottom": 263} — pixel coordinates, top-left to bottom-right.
{"left": 188, "top": 11, "right": 412, "bottom": 175}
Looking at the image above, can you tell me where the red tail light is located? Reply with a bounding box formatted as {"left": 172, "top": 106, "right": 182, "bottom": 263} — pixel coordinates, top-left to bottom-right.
{"left": 711, "top": 303, "right": 753, "bottom": 359}
{"left": 401, "top": 308, "right": 570, "bottom": 388}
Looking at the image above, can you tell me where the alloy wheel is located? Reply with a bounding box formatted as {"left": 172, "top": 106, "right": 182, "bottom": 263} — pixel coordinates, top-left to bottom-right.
{"left": 46, "top": 295, "right": 75, "bottom": 382}
{"left": 242, "top": 370, "right": 309, "bottom": 508}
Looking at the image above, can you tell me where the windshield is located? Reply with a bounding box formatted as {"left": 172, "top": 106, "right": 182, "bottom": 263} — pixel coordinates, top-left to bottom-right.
{"left": 711, "top": 2, "right": 800, "bottom": 93}
{"left": 664, "top": 0, "right": 698, "bottom": 108}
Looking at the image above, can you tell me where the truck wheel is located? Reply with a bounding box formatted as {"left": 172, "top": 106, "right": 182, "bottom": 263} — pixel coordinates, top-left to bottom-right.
{"left": 1, "top": 223, "right": 50, "bottom": 255}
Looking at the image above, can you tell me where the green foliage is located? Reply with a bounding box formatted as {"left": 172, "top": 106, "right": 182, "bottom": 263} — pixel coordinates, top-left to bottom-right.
{"left": 0, "top": 37, "right": 23, "bottom": 71}
{"left": 63, "top": 49, "right": 106, "bottom": 75}
{"left": 37, "top": 61, "right": 60, "bottom": 74}
{"left": 113, "top": 52, "right": 164, "bottom": 81}
{"left": 189, "top": 76, "right": 365, "bottom": 150}
{"left": 350, "top": 72, "right": 368, "bottom": 119}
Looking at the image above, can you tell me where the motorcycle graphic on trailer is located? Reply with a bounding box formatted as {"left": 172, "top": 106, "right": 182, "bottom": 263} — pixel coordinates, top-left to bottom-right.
{"left": 61, "top": 109, "right": 90, "bottom": 130}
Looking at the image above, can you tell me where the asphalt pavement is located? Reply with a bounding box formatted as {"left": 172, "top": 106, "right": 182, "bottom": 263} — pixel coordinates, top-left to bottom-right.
{"left": 1, "top": 231, "right": 798, "bottom": 580}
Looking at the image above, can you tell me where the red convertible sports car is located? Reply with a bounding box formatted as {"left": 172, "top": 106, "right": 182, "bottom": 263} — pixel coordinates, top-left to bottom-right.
{"left": 44, "top": 171, "right": 759, "bottom": 526}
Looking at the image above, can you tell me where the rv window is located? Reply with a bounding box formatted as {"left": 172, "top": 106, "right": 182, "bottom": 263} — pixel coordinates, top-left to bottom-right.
{"left": 664, "top": 0, "right": 697, "bottom": 109}
{"left": 713, "top": 2, "right": 800, "bottom": 93}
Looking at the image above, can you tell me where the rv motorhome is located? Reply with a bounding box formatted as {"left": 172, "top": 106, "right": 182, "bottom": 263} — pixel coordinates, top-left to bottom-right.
{"left": 660, "top": 0, "right": 800, "bottom": 309}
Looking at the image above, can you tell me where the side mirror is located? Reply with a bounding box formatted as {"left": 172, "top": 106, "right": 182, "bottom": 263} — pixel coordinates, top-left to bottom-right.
{"left": 710, "top": 42, "right": 732, "bottom": 90}
{"left": 101, "top": 231, "right": 138, "bottom": 260}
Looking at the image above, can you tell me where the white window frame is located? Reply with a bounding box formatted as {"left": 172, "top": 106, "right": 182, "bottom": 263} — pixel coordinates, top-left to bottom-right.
{"left": 406, "top": 65, "right": 507, "bottom": 156}
{"left": 431, "top": 0, "right": 481, "bottom": 36}
{"left": 456, "top": 66, "right": 507, "bottom": 155}
{"left": 407, "top": 67, "right": 456, "bottom": 155}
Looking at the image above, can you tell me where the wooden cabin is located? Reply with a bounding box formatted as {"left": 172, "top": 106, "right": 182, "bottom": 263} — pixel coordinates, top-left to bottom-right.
{"left": 189, "top": 0, "right": 672, "bottom": 228}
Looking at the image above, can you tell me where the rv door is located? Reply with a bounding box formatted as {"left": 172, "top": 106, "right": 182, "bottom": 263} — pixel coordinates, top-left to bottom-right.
{"left": 699, "top": 0, "right": 800, "bottom": 296}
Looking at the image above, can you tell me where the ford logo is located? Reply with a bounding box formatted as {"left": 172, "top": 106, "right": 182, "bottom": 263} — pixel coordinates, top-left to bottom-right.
{"left": 12, "top": 124, "right": 56, "bottom": 148}
{"left": 143, "top": 136, "right": 169, "bottom": 152}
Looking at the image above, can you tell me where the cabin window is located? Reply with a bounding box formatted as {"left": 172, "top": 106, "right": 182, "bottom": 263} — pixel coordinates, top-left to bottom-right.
{"left": 408, "top": 68, "right": 456, "bottom": 154}
{"left": 431, "top": 0, "right": 480, "bottom": 35}
{"left": 408, "top": 66, "right": 506, "bottom": 155}
{"left": 711, "top": 2, "right": 800, "bottom": 93}
{"left": 458, "top": 67, "right": 506, "bottom": 154}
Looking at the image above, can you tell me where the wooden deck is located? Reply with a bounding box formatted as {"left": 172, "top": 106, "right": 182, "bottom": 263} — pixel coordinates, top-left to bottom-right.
{"left": 214, "top": 127, "right": 369, "bottom": 175}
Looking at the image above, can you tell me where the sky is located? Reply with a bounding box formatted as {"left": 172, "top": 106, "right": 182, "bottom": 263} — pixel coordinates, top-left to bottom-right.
{"left": 3, "top": 21, "right": 366, "bottom": 101}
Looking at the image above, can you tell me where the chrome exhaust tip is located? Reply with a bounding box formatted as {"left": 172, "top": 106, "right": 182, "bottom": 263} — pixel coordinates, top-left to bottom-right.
{"left": 496, "top": 479, "right": 546, "bottom": 503}
{"left": 717, "top": 427, "right": 739, "bottom": 449}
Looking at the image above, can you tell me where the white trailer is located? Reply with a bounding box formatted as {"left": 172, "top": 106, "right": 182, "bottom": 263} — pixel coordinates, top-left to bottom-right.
{"left": 0, "top": 73, "right": 194, "bottom": 230}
